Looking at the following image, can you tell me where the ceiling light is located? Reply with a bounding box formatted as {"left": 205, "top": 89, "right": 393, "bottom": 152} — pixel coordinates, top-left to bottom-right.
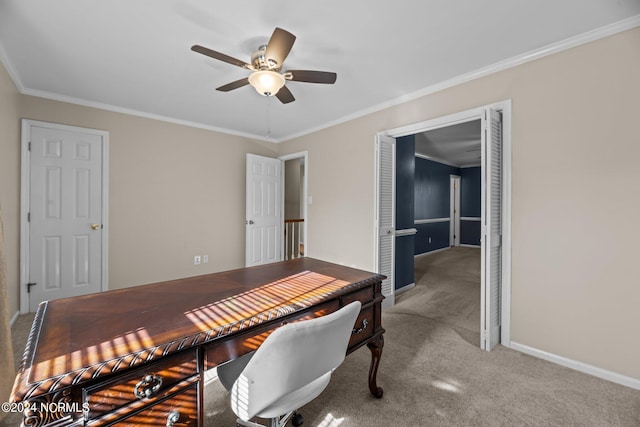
{"left": 248, "top": 70, "right": 285, "bottom": 96}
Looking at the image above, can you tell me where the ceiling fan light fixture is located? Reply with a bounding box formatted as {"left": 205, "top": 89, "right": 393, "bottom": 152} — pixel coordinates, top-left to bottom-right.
{"left": 248, "top": 70, "right": 285, "bottom": 96}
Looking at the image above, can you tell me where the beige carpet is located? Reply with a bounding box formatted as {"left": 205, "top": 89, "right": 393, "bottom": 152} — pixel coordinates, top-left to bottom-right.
{"left": 4, "top": 248, "right": 640, "bottom": 426}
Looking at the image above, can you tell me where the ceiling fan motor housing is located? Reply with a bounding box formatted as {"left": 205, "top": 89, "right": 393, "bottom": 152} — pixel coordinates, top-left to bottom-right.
{"left": 251, "top": 45, "right": 279, "bottom": 71}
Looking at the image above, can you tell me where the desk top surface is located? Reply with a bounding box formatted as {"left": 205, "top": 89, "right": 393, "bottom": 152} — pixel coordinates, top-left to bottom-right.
{"left": 12, "top": 258, "right": 384, "bottom": 401}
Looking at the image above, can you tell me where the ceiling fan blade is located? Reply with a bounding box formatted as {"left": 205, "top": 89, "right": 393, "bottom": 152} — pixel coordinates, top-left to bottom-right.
{"left": 265, "top": 28, "right": 296, "bottom": 69}
{"left": 275, "top": 85, "right": 295, "bottom": 104}
{"left": 285, "top": 70, "right": 337, "bottom": 84}
{"left": 191, "top": 44, "right": 251, "bottom": 69}
{"left": 216, "top": 78, "right": 250, "bottom": 92}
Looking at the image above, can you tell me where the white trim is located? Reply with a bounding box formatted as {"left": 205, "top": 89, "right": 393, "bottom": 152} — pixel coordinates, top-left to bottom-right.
{"left": 414, "top": 247, "right": 450, "bottom": 258}
{"left": 395, "top": 283, "right": 415, "bottom": 295}
{"left": 9, "top": 310, "right": 20, "bottom": 327}
{"left": 387, "top": 108, "right": 485, "bottom": 138}
{"left": 20, "top": 119, "right": 109, "bottom": 313}
{"left": 22, "top": 87, "right": 276, "bottom": 142}
{"left": 395, "top": 228, "right": 417, "bottom": 237}
{"left": 415, "top": 153, "right": 459, "bottom": 168}
{"left": 279, "top": 151, "right": 309, "bottom": 256}
{"left": 500, "top": 100, "right": 512, "bottom": 347}
{"left": 379, "top": 99, "right": 512, "bottom": 349}
{"left": 461, "top": 217, "right": 481, "bottom": 221}
{"left": 450, "top": 175, "right": 460, "bottom": 247}
{"left": 280, "top": 16, "right": 640, "bottom": 142}
{"left": 510, "top": 341, "right": 640, "bottom": 391}
{"left": 415, "top": 218, "right": 450, "bottom": 224}
{"left": 460, "top": 244, "right": 481, "bottom": 248}
{"left": 2, "top": 18, "right": 636, "bottom": 144}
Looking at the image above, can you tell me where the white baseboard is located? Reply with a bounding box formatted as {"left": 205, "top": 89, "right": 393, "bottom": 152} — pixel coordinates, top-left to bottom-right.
{"left": 510, "top": 341, "right": 640, "bottom": 391}
{"left": 395, "top": 283, "right": 415, "bottom": 295}
{"left": 460, "top": 244, "right": 481, "bottom": 248}
{"left": 10, "top": 310, "right": 19, "bottom": 327}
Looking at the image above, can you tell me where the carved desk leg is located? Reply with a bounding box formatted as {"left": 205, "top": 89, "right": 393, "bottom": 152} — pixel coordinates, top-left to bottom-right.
{"left": 366, "top": 335, "right": 384, "bottom": 398}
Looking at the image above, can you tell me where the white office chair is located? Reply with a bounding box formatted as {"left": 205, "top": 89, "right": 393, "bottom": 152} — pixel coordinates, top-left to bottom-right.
{"left": 216, "top": 301, "right": 362, "bottom": 427}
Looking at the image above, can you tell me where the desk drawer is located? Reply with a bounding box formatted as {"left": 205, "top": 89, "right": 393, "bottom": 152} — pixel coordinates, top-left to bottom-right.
{"left": 84, "top": 350, "right": 198, "bottom": 421}
{"left": 341, "top": 286, "right": 374, "bottom": 305}
{"left": 349, "top": 305, "right": 374, "bottom": 349}
{"left": 110, "top": 384, "right": 198, "bottom": 426}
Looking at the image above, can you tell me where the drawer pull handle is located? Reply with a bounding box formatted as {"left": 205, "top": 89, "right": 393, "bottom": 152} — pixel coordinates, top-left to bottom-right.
{"left": 166, "top": 410, "right": 180, "bottom": 426}
{"left": 134, "top": 374, "right": 163, "bottom": 399}
{"left": 353, "top": 318, "right": 368, "bottom": 334}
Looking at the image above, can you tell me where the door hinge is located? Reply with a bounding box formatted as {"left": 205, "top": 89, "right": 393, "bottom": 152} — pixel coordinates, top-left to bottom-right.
{"left": 27, "top": 282, "right": 37, "bottom": 293}
{"left": 27, "top": 212, "right": 30, "bottom": 222}
{"left": 28, "top": 141, "right": 31, "bottom": 151}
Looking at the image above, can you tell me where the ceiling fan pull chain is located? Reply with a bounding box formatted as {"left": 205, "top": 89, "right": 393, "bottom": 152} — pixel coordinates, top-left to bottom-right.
{"left": 266, "top": 95, "right": 272, "bottom": 140}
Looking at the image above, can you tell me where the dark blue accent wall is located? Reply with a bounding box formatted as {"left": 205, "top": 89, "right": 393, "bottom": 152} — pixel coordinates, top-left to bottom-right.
{"left": 396, "top": 136, "right": 415, "bottom": 230}
{"left": 414, "top": 158, "right": 460, "bottom": 219}
{"left": 460, "top": 166, "right": 481, "bottom": 246}
{"left": 414, "top": 157, "right": 460, "bottom": 255}
{"left": 461, "top": 167, "right": 481, "bottom": 217}
{"left": 414, "top": 222, "right": 451, "bottom": 253}
{"left": 395, "top": 234, "right": 415, "bottom": 290}
{"left": 460, "top": 221, "right": 481, "bottom": 246}
{"left": 395, "top": 135, "right": 415, "bottom": 290}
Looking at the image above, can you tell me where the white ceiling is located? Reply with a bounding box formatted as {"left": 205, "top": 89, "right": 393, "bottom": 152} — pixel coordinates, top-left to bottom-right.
{"left": 1, "top": 1, "right": 639, "bottom": 142}
{"left": 416, "top": 120, "right": 482, "bottom": 168}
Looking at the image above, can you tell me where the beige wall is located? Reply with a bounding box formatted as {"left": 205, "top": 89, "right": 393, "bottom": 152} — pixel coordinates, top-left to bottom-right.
{"left": 19, "top": 97, "right": 278, "bottom": 290}
{"left": 1, "top": 26, "right": 638, "bottom": 383}
{"left": 0, "top": 81, "right": 277, "bottom": 316}
{"left": 278, "top": 27, "right": 640, "bottom": 380}
{"left": 0, "top": 60, "right": 21, "bottom": 319}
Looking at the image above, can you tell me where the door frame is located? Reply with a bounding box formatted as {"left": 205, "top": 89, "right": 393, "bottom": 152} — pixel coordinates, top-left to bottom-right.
{"left": 20, "top": 119, "right": 109, "bottom": 314}
{"left": 279, "top": 151, "right": 309, "bottom": 257}
{"left": 449, "top": 175, "right": 461, "bottom": 246}
{"left": 374, "top": 99, "right": 512, "bottom": 348}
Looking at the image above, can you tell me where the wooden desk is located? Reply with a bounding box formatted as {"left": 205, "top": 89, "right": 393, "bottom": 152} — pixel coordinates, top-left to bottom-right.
{"left": 10, "top": 258, "right": 385, "bottom": 426}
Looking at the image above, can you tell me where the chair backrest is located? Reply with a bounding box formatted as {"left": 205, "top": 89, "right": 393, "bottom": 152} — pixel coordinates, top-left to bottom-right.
{"left": 230, "top": 301, "right": 361, "bottom": 420}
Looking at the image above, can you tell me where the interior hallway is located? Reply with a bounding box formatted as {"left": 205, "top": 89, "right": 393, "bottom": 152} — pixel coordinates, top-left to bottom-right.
{"left": 397, "top": 246, "right": 482, "bottom": 347}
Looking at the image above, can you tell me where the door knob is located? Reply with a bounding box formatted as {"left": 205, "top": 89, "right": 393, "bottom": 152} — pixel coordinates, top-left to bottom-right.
{"left": 91, "top": 224, "right": 100, "bottom": 230}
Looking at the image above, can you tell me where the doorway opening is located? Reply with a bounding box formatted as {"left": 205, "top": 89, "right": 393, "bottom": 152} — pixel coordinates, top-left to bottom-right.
{"left": 281, "top": 151, "right": 308, "bottom": 260}
{"left": 375, "top": 100, "right": 511, "bottom": 350}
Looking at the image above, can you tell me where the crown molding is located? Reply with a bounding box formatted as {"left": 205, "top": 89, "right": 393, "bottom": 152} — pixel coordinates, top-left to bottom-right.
{"left": 2, "top": 15, "right": 638, "bottom": 144}
{"left": 280, "top": 15, "right": 640, "bottom": 142}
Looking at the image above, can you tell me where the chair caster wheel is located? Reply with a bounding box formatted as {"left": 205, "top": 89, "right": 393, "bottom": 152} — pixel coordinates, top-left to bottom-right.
{"left": 292, "top": 412, "right": 304, "bottom": 426}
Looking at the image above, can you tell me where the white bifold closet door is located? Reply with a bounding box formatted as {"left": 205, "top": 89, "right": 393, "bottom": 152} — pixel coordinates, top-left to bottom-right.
{"left": 376, "top": 135, "right": 396, "bottom": 307}
{"left": 481, "top": 109, "right": 503, "bottom": 350}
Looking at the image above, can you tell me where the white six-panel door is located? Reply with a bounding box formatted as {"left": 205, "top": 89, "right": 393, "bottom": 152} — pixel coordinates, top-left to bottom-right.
{"left": 24, "top": 121, "right": 107, "bottom": 312}
{"left": 245, "top": 154, "right": 283, "bottom": 267}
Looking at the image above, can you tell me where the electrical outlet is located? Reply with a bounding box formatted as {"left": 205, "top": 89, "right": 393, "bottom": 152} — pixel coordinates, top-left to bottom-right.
{"left": 428, "top": 237, "right": 432, "bottom": 243}
{"left": 194, "top": 255, "right": 201, "bottom": 265}
{"left": 203, "top": 255, "right": 209, "bottom": 264}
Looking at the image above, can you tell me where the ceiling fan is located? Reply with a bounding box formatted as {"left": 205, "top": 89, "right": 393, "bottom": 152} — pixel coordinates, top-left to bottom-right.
{"left": 191, "top": 27, "right": 337, "bottom": 104}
